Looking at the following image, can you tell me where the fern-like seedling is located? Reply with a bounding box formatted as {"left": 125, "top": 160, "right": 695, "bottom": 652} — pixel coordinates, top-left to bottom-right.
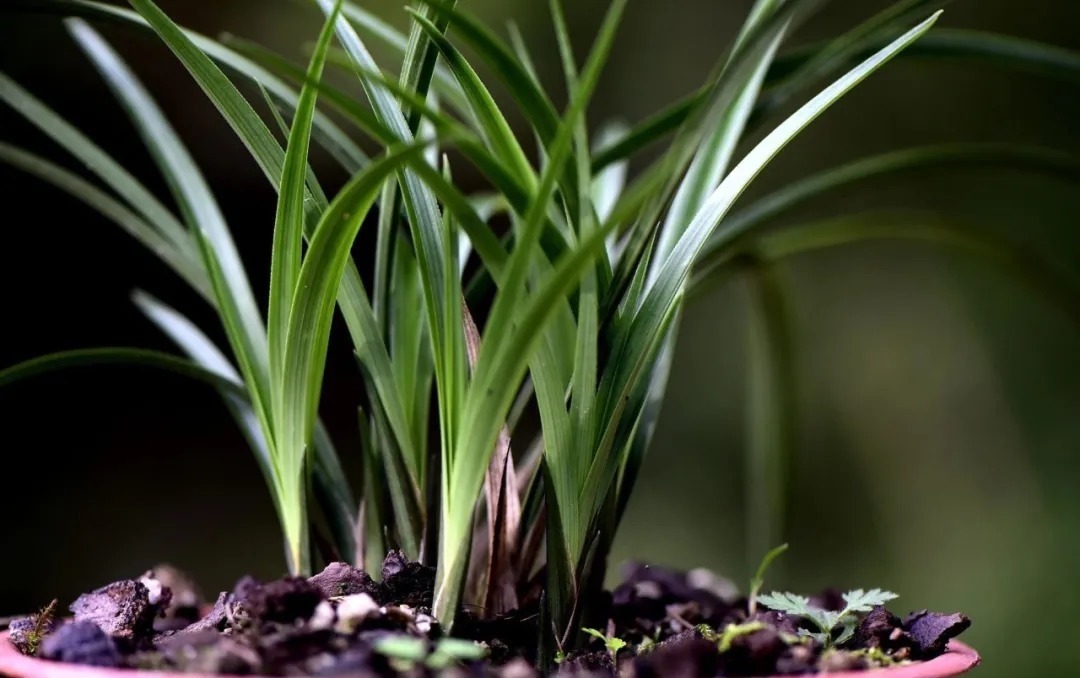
{"left": 756, "top": 589, "right": 897, "bottom": 648}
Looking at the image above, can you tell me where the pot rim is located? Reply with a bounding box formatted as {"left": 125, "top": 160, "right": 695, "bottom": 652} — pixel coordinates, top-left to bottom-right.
{"left": 0, "top": 632, "right": 980, "bottom": 678}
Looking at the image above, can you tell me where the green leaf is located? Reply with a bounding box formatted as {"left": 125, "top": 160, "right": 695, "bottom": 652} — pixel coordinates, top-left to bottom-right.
{"left": 397, "top": 0, "right": 457, "bottom": 132}
{"left": 622, "top": 2, "right": 786, "bottom": 563}
{"left": 588, "top": 13, "right": 943, "bottom": 533}
{"left": 337, "top": 0, "right": 468, "bottom": 114}
{"left": 601, "top": 0, "right": 823, "bottom": 343}
{"left": 269, "top": 0, "right": 341, "bottom": 421}
{"left": 432, "top": 638, "right": 486, "bottom": 661}
{"left": 590, "top": 93, "right": 701, "bottom": 173}
{"left": 0, "top": 142, "right": 208, "bottom": 299}
{"left": 365, "top": 0, "right": 454, "bottom": 394}
{"left": 125, "top": 0, "right": 316, "bottom": 202}
{"left": 133, "top": 290, "right": 357, "bottom": 559}
{"left": 373, "top": 636, "right": 427, "bottom": 662}
{"left": 436, "top": 0, "right": 629, "bottom": 628}
{"left": 69, "top": 16, "right": 272, "bottom": 435}
{"left": 835, "top": 622, "right": 857, "bottom": 646}
{"left": 277, "top": 140, "right": 433, "bottom": 571}
{"left": 131, "top": 291, "right": 278, "bottom": 511}
{"left": 118, "top": 0, "right": 421, "bottom": 561}
{"left": 0, "top": 347, "right": 247, "bottom": 398}
{"left": 310, "top": 422, "right": 358, "bottom": 562}
{"left": 655, "top": 0, "right": 784, "bottom": 269}
{"left": 755, "top": 587, "right": 894, "bottom": 645}
{"left": 406, "top": 9, "right": 534, "bottom": 187}
{"left": 67, "top": 18, "right": 248, "bottom": 306}
{"left": 842, "top": 589, "right": 898, "bottom": 614}
{"left": 693, "top": 144, "right": 1080, "bottom": 291}
{"left": 195, "top": 227, "right": 278, "bottom": 488}
{"left": 757, "top": 0, "right": 951, "bottom": 119}
{"left": 313, "top": 3, "right": 453, "bottom": 469}
{"left": 390, "top": 241, "right": 433, "bottom": 475}
{"left": 743, "top": 261, "right": 796, "bottom": 568}
{"left": 219, "top": 34, "right": 513, "bottom": 279}
{"left": 749, "top": 542, "right": 789, "bottom": 613}
{"left": 770, "top": 28, "right": 1080, "bottom": 92}
{"left": 717, "top": 621, "right": 767, "bottom": 653}
{"left": 905, "top": 28, "right": 1080, "bottom": 82}
{"left": 724, "top": 211, "right": 1080, "bottom": 331}
{"left": 415, "top": 0, "right": 559, "bottom": 146}
{"left": 756, "top": 591, "right": 813, "bottom": 616}
{"left": 0, "top": 69, "right": 191, "bottom": 256}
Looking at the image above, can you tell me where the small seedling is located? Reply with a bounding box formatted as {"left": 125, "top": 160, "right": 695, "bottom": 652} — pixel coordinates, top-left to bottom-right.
{"left": 373, "top": 636, "right": 487, "bottom": 671}
{"left": 756, "top": 589, "right": 898, "bottom": 648}
{"left": 717, "top": 621, "right": 767, "bottom": 653}
{"left": 426, "top": 638, "right": 488, "bottom": 669}
{"left": 747, "top": 543, "right": 789, "bottom": 616}
{"left": 372, "top": 636, "right": 426, "bottom": 671}
{"left": 583, "top": 627, "right": 628, "bottom": 665}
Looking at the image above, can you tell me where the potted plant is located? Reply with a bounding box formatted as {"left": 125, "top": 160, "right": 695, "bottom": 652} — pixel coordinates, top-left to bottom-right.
{"left": 3, "top": 0, "right": 1075, "bottom": 674}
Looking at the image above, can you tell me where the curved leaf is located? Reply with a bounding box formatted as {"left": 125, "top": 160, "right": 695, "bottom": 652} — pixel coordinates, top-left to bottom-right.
{"left": 0, "top": 347, "right": 247, "bottom": 398}
{"left": 715, "top": 211, "right": 1080, "bottom": 331}
{"left": 695, "top": 144, "right": 1080, "bottom": 286}
{"left": 589, "top": 12, "right": 942, "bottom": 537}
{"left": 0, "top": 142, "right": 208, "bottom": 299}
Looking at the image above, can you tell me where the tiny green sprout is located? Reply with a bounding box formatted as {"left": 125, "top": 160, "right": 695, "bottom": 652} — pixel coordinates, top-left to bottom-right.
{"left": 554, "top": 650, "right": 567, "bottom": 665}
{"left": 583, "top": 627, "right": 628, "bottom": 665}
{"left": 756, "top": 589, "right": 898, "bottom": 649}
{"left": 695, "top": 623, "right": 719, "bottom": 642}
{"left": 374, "top": 636, "right": 487, "bottom": 670}
{"left": 426, "top": 638, "right": 488, "bottom": 669}
{"left": 717, "top": 621, "right": 767, "bottom": 653}
{"left": 372, "top": 636, "right": 427, "bottom": 671}
{"left": 748, "top": 543, "right": 789, "bottom": 616}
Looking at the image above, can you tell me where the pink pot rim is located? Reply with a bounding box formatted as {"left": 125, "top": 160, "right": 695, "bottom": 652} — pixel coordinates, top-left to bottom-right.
{"left": 0, "top": 631, "right": 980, "bottom": 677}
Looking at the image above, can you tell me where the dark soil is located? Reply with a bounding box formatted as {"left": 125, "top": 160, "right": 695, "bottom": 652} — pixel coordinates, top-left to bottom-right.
{"left": 4, "top": 556, "right": 970, "bottom": 676}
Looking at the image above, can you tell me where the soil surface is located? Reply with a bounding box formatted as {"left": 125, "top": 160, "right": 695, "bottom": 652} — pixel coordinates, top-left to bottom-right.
{"left": 3, "top": 556, "right": 970, "bottom": 676}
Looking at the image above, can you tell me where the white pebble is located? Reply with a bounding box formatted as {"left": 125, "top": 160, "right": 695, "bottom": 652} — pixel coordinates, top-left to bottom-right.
{"left": 335, "top": 593, "right": 380, "bottom": 632}
{"left": 309, "top": 600, "right": 336, "bottom": 630}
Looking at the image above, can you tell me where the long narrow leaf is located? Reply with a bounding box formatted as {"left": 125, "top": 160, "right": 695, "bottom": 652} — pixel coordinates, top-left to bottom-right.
{"left": 407, "top": 10, "right": 534, "bottom": 187}
{"left": 0, "top": 70, "right": 190, "bottom": 255}
{"left": 0, "top": 348, "right": 247, "bottom": 398}
{"left": 69, "top": 17, "right": 272, "bottom": 435}
{"left": 587, "top": 12, "right": 943, "bottom": 533}
{"left": 730, "top": 211, "right": 1080, "bottom": 330}
{"left": 0, "top": 142, "right": 208, "bottom": 298}
{"left": 742, "top": 260, "right": 796, "bottom": 570}
{"left": 278, "top": 140, "right": 433, "bottom": 573}
{"left": 694, "top": 144, "right": 1080, "bottom": 287}
{"left": 269, "top": 0, "right": 341, "bottom": 420}
{"left": 438, "top": 0, "right": 629, "bottom": 628}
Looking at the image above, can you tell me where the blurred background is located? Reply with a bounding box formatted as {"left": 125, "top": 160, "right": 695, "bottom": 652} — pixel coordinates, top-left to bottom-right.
{"left": 2, "top": 1, "right": 1078, "bottom": 675}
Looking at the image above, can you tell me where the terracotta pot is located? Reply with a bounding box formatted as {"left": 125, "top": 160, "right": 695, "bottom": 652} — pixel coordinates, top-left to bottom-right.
{"left": 0, "top": 631, "right": 979, "bottom": 677}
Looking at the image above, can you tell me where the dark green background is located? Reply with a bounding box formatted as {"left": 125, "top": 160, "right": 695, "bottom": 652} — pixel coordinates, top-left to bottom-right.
{"left": 2, "top": 2, "right": 1079, "bottom": 676}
